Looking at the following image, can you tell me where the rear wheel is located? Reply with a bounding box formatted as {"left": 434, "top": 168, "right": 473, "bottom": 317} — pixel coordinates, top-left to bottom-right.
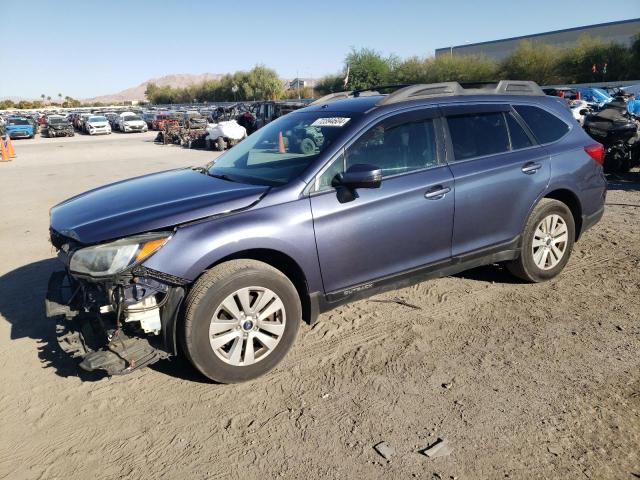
{"left": 216, "top": 136, "right": 227, "bottom": 151}
{"left": 183, "top": 260, "right": 301, "bottom": 383}
{"left": 507, "top": 199, "right": 575, "bottom": 282}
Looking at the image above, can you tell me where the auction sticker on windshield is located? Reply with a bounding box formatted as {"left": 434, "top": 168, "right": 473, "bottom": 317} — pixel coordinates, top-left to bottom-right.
{"left": 311, "top": 117, "right": 350, "bottom": 127}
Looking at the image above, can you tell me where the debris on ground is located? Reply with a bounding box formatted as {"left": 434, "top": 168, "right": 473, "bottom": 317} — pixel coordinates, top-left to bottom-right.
{"left": 421, "top": 438, "right": 453, "bottom": 458}
{"left": 547, "top": 443, "right": 562, "bottom": 456}
{"left": 370, "top": 297, "right": 422, "bottom": 310}
{"left": 374, "top": 441, "right": 395, "bottom": 461}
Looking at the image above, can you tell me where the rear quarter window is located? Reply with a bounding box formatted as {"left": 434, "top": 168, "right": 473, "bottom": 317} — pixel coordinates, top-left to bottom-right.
{"left": 514, "top": 105, "right": 570, "bottom": 144}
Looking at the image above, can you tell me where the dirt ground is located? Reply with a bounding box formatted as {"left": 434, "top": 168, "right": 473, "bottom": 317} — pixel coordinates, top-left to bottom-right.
{"left": 0, "top": 132, "right": 638, "bottom": 480}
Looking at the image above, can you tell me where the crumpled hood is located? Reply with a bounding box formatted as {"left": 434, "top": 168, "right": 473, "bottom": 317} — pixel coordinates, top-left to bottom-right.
{"left": 50, "top": 168, "right": 269, "bottom": 244}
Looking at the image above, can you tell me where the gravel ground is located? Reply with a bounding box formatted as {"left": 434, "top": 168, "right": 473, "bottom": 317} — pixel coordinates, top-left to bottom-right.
{"left": 0, "top": 133, "right": 638, "bottom": 480}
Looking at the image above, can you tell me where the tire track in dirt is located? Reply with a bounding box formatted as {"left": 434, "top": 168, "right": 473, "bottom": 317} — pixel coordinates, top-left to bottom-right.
{"left": 192, "top": 253, "right": 629, "bottom": 479}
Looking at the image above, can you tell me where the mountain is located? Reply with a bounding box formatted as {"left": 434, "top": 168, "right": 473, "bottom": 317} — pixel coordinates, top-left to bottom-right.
{"left": 83, "top": 73, "right": 224, "bottom": 104}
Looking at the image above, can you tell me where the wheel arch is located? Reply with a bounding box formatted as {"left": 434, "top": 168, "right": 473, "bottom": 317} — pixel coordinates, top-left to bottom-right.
{"left": 543, "top": 188, "right": 583, "bottom": 240}
{"left": 203, "top": 248, "right": 315, "bottom": 325}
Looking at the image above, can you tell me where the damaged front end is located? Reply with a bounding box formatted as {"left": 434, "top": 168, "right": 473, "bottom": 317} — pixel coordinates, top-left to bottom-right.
{"left": 46, "top": 229, "right": 187, "bottom": 376}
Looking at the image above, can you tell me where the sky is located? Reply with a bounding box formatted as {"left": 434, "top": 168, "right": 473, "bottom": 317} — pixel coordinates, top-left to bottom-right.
{"left": 1, "top": 0, "right": 639, "bottom": 99}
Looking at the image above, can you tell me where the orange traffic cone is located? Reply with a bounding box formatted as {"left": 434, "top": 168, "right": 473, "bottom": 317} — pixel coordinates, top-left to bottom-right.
{"left": 278, "top": 131, "right": 286, "bottom": 154}
{"left": 7, "top": 137, "right": 15, "bottom": 158}
{"left": 0, "top": 137, "right": 10, "bottom": 162}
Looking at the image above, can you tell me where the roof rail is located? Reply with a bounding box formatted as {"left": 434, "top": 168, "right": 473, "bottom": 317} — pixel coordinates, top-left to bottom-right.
{"left": 377, "top": 80, "right": 544, "bottom": 105}
{"left": 309, "top": 80, "right": 544, "bottom": 107}
{"left": 309, "top": 91, "right": 353, "bottom": 106}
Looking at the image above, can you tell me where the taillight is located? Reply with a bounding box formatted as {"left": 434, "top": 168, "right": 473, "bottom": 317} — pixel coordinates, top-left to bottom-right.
{"left": 584, "top": 143, "right": 605, "bottom": 166}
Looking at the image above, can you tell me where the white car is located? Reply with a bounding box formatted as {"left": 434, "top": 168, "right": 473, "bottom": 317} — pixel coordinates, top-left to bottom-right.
{"left": 205, "top": 120, "right": 247, "bottom": 150}
{"left": 116, "top": 112, "right": 148, "bottom": 133}
{"left": 86, "top": 115, "right": 112, "bottom": 135}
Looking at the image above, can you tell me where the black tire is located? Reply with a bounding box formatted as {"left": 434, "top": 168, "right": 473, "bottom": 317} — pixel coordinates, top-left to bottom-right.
{"left": 299, "top": 137, "right": 316, "bottom": 155}
{"left": 507, "top": 198, "right": 575, "bottom": 283}
{"left": 216, "top": 136, "right": 227, "bottom": 151}
{"left": 183, "top": 260, "right": 301, "bottom": 383}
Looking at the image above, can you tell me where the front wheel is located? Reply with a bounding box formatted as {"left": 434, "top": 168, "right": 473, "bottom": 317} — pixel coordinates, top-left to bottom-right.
{"left": 183, "top": 260, "right": 301, "bottom": 383}
{"left": 507, "top": 199, "right": 575, "bottom": 282}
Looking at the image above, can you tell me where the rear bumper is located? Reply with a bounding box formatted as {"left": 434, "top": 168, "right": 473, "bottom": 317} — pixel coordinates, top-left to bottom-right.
{"left": 45, "top": 270, "right": 184, "bottom": 376}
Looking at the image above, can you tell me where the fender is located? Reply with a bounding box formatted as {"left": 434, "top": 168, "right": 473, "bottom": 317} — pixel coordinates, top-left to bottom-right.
{"left": 142, "top": 196, "right": 324, "bottom": 294}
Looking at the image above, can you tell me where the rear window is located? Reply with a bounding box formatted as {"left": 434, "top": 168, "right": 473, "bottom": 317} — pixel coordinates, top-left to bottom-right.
{"left": 447, "top": 112, "right": 510, "bottom": 160}
{"left": 514, "top": 105, "right": 569, "bottom": 144}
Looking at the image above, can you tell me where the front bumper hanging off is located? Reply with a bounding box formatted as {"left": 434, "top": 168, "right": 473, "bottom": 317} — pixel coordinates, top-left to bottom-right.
{"left": 45, "top": 270, "right": 185, "bottom": 376}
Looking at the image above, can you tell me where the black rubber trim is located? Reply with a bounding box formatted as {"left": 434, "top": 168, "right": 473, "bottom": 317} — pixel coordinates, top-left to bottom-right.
{"left": 579, "top": 206, "right": 605, "bottom": 239}
{"left": 322, "top": 236, "right": 520, "bottom": 308}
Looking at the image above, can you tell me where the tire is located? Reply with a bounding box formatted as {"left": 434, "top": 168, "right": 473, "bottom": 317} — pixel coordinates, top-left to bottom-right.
{"left": 183, "top": 260, "right": 301, "bottom": 383}
{"left": 299, "top": 137, "right": 316, "bottom": 155}
{"left": 205, "top": 138, "right": 213, "bottom": 150}
{"left": 216, "top": 136, "right": 227, "bottom": 151}
{"left": 507, "top": 198, "right": 575, "bottom": 283}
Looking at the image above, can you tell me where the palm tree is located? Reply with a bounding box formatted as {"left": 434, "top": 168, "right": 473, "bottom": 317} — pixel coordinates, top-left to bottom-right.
{"left": 47, "top": 96, "right": 51, "bottom": 104}
{"left": 40, "top": 94, "right": 45, "bottom": 104}
{"left": 58, "top": 93, "right": 62, "bottom": 105}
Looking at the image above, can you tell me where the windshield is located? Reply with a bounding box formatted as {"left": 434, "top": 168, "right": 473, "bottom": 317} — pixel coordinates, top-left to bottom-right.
{"left": 89, "top": 116, "right": 107, "bottom": 122}
{"left": 207, "top": 111, "right": 355, "bottom": 186}
{"left": 124, "top": 115, "right": 142, "bottom": 122}
{"left": 49, "top": 117, "right": 66, "bottom": 124}
{"left": 8, "top": 118, "right": 29, "bottom": 126}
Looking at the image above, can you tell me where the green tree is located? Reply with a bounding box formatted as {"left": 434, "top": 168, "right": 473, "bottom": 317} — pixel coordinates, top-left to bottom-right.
{"left": 498, "top": 40, "right": 561, "bottom": 84}
{"left": 556, "top": 36, "right": 633, "bottom": 83}
{"left": 344, "top": 48, "right": 395, "bottom": 90}
{"left": 314, "top": 74, "right": 345, "bottom": 95}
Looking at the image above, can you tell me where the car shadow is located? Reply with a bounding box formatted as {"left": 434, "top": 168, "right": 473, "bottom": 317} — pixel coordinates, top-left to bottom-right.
{"left": 452, "top": 263, "right": 523, "bottom": 284}
{"left": 0, "top": 258, "right": 207, "bottom": 383}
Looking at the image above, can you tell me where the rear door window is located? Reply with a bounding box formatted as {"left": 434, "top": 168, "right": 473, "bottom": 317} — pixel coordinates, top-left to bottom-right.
{"left": 506, "top": 112, "right": 534, "bottom": 150}
{"left": 447, "top": 112, "right": 510, "bottom": 161}
{"left": 513, "top": 105, "right": 569, "bottom": 144}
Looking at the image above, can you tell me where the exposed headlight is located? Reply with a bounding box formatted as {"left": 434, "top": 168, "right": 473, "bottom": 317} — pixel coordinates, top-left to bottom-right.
{"left": 69, "top": 233, "right": 171, "bottom": 277}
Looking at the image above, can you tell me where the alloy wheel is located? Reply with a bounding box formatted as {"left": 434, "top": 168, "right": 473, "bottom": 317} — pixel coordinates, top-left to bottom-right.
{"left": 532, "top": 214, "right": 568, "bottom": 270}
{"left": 209, "top": 287, "right": 286, "bottom": 366}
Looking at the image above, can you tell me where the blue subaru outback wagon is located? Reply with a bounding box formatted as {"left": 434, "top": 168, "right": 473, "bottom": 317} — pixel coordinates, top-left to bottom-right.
{"left": 47, "top": 81, "right": 606, "bottom": 382}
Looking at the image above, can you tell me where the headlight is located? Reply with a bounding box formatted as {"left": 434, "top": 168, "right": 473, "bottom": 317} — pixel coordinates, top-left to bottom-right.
{"left": 69, "top": 233, "right": 171, "bottom": 277}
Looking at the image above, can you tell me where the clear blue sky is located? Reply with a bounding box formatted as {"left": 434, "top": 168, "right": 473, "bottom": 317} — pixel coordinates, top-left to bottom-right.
{"left": 1, "top": 0, "right": 638, "bottom": 99}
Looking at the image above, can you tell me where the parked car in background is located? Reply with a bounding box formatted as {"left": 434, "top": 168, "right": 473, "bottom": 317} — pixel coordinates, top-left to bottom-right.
{"left": 152, "top": 112, "right": 180, "bottom": 130}
{"left": 143, "top": 112, "right": 156, "bottom": 128}
{"left": 249, "top": 101, "right": 306, "bottom": 133}
{"left": 47, "top": 81, "right": 606, "bottom": 383}
{"left": 85, "top": 115, "right": 112, "bottom": 135}
{"left": 183, "top": 110, "right": 208, "bottom": 129}
{"left": 575, "top": 87, "right": 613, "bottom": 106}
{"left": 46, "top": 115, "right": 75, "bottom": 137}
{"left": 5, "top": 117, "right": 35, "bottom": 139}
{"left": 116, "top": 112, "right": 148, "bottom": 133}
{"left": 25, "top": 115, "right": 39, "bottom": 135}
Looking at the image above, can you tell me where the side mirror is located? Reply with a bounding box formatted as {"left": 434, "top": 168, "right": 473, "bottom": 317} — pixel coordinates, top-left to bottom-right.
{"left": 335, "top": 163, "right": 382, "bottom": 190}
{"left": 579, "top": 109, "right": 588, "bottom": 115}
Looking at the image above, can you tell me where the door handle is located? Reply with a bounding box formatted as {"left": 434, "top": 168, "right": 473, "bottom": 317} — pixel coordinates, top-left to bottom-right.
{"left": 425, "top": 186, "right": 451, "bottom": 199}
{"left": 521, "top": 162, "right": 542, "bottom": 174}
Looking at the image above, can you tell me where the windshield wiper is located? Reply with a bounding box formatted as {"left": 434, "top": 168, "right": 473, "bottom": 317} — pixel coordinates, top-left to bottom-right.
{"left": 208, "top": 173, "right": 237, "bottom": 182}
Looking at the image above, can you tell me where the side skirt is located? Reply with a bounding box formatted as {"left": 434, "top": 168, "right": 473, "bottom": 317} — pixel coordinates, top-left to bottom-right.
{"left": 314, "top": 237, "right": 520, "bottom": 314}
